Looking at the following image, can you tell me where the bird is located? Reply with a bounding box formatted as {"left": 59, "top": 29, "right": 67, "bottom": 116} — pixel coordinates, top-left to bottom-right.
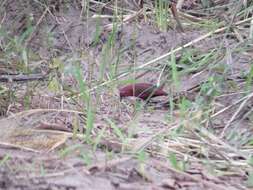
{"left": 119, "top": 83, "right": 168, "bottom": 100}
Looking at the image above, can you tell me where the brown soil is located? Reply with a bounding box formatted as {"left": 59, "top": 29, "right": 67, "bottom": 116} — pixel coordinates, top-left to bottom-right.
{"left": 0, "top": 1, "right": 252, "bottom": 190}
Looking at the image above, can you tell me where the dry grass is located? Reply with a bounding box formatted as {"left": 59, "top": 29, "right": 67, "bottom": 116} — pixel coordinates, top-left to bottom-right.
{"left": 0, "top": 0, "right": 253, "bottom": 189}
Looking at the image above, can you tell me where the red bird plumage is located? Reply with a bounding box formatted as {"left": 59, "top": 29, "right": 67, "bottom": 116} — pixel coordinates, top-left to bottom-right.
{"left": 119, "top": 83, "right": 168, "bottom": 100}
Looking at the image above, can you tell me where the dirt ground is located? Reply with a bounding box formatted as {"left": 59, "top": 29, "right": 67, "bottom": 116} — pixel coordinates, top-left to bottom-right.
{"left": 0, "top": 1, "right": 252, "bottom": 190}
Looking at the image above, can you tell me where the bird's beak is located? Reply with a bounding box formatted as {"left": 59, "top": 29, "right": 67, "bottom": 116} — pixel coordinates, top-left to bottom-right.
{"left": 119, "top": 93, "right": 122, "bottom": 101}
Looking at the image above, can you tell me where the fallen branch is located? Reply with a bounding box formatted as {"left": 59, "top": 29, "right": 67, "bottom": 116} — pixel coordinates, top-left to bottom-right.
{"left": 0, "top": 73, "right": 48, "bottom": 82}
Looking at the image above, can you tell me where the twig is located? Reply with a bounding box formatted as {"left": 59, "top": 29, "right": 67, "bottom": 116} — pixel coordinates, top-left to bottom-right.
{"left": 0, "top": 9, "right": 6, "bottom": 25}
{"left": 1, "top": 108, "right": 86, "bottom": 121}
{"left": 171, "top": 2, "right": 184, "bottom": 32}
{"left": 176, "top": 0, "right": 185, "bottom": 10}
{"left": 0, "top": 142, "right": 40, "bottom": 153}
{"left": 25, "top": 8, "right": 49, "bottom": 47}
{"left": 0, "top": 73, "right": 48, "bottom": 82}
{"left": 88, "top": 156, "right": 131, "bottom": 172}
{"left": 220, "top": 92, "right": 253, "bottom": 137}
{"left": 135, "top": 17, "right": 252, "bottom": 71}
{"left": 151, "top": 160, "right": 235, "bottom": 190}
{"left": 103, "top": 9, "right": 143, "bottom": 31}
{"left": 88, "top": 17, "right": 252, "bottom": 92}
{"left": 36, "top": 121, "right": 71, "bottom": 132}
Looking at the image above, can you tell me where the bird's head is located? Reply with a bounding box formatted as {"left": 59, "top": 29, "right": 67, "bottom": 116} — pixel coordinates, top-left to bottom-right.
{"left": 119, "top": 86, "right": 133, "bottom": 100}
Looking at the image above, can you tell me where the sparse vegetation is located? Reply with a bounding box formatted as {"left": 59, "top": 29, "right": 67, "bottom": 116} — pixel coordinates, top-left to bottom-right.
{"left": 0, "top": 0, "right": 253, "bottom": 189}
